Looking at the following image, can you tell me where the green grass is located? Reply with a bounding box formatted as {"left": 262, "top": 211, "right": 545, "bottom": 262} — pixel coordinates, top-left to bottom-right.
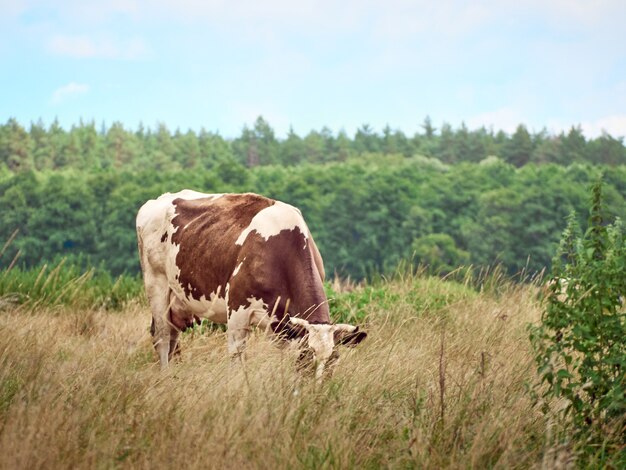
{"left": 0, "top": 260, "right": 143, "bottom": 311}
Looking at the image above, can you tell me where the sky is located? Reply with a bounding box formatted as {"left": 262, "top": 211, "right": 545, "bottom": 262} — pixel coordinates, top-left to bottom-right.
{"left": 1, "top": 0, "right": 625, "bottom": 139}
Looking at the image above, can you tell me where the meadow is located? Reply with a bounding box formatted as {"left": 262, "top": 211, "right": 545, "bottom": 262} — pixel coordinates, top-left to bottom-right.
{"left": 1, "top": 266, "right": 597, "bottom": 469}
{"left": 3, "top": 88, "right": 626, "bottom": 470}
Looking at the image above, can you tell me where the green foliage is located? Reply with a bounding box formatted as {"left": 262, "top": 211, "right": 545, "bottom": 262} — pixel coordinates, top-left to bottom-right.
{"left": 1, "top": 117, "right": 625, "bottom": 174}
{"left": 411, "top": 233, "right": 470, "bottom": 275}
{"left": 324, "top": 283, "right": 398, "bottom": 323}
{"left": 1, "top": 117, "right": 626, "bottom": 280}
{"left": 402, "top": 275, "right": 478, "bottom": 314}
{"left": 503, "top": 124, "right": 533, "bottom": 167}
{"left": 184, "top": 318, "right": 227, "bottom": 335}
{"left": 530, "top": 178, "right": 626, "bottom": 461}
{"left": 0, "top": 261, "right": 143, "bottom": 310}
{"left": 324, "top": 270, "right": 478, "bottom": 325}
{"left": 1, "top": 159, "right": 626, "bottom": 279}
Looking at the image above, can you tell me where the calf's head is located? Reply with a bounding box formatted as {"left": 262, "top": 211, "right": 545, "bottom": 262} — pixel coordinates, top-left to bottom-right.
{"left": 274, "top": 316, "right": 367, "bottom": 380}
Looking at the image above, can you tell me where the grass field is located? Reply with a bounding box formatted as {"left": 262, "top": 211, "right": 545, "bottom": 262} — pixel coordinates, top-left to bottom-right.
{"left": 0, "top": 272, "right": 592, "bottom": 469}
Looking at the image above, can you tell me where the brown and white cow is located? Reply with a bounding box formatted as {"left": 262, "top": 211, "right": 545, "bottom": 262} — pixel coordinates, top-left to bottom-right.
{"left": 136, "top": 190, "right": 366, "bottom": 378}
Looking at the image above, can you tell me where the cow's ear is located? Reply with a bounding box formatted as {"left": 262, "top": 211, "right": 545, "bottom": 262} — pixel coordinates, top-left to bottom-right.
{"left": 271, "top": 314, "right": 308, "bottom": 340}
{"left": 334, "top": 324, "right": 367, "bottom": 347}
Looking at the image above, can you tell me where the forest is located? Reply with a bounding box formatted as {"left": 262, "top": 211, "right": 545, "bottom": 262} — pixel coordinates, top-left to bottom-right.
{"left": 1, "top": 116, "right": 626, "bottom": 279}
{"left": 2, "top": 116, "right": 626, "bottom": 172}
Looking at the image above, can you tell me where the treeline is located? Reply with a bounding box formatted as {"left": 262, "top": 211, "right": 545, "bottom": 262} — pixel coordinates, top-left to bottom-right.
{"left": 1, "top": 116, "right": 625, "bottom": 174}
{"left": 2, "top": 157, "right": 625, "bottom": 279}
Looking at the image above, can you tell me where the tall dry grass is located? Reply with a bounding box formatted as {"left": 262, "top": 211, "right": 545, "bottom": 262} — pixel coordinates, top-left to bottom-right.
{"left": 0, "top": 276, "right": 564, "bottom": 469}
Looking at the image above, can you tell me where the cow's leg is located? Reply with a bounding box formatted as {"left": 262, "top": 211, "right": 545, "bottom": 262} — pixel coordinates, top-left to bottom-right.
{"left": 227, "top": 307, "right": 251, "bottom": 360}
{"left": 145, "top": 275, "right": 173, "bottom": 369}
{"left": 168, "top": 293, "right": 188, "bottom": 361}
{"left": 169, "top": 329, "right": 181, "bottom": 360}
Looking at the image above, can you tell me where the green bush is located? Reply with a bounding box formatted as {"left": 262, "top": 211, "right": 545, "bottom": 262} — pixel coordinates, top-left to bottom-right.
{"left": 530, "top": 178, "right": 625, "bottom": 463}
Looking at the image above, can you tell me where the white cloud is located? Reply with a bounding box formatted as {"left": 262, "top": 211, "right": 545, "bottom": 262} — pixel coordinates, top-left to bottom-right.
{"left": 18, "top": 1, "right": 626, "bottom": 45}
{"left": 50, "top": 82, "right": 89, "bottom": 104}
{"left": 28, "top": 1, "right": 626, "bottom": 60}
{"left": 371, "top": 1, "right": 495, "bottom": 40}
{"left": 141, "top": 0, "right": 626, "bottom": 40}
{"left": 536, "top": 0, "right": 626, "bottom": 30}
{"left": 466, "top": 107, "right": 525, "bottom": 134}
{"left": 0, "top": 0, "right": 29, "bottom": 17}
{"left": 47, "top": 35, "right": 150, "bottom": 59}
{"left": 580, "top": 115, "right": 626, "bottom": 138}
{"left": 20, "top": 0, "right": 140, "bottom": 23}
{"left": 48, "top": 35, "right": 97, "bottom": 58}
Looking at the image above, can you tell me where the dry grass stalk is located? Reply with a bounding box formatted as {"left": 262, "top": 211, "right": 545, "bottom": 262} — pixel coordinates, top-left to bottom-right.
{"left": 0, "top": 278, "right": 555, "bottom": 469}
{"left": 0, "top": 229, "right": 19, "bottom": 260}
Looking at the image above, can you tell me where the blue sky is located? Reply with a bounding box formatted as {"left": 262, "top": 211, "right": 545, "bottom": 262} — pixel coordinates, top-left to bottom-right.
{"left": 1, "top": 0, "right": 625, "bottom": 138}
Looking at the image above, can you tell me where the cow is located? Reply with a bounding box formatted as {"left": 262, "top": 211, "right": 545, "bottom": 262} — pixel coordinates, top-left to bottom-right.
{"left": 136, "top": 190, "right": 366, "bottom": 379}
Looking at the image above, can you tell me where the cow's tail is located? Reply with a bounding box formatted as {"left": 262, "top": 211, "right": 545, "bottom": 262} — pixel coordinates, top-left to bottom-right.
{"left": 136, "top": 226, "right": 146, "bottom": 277}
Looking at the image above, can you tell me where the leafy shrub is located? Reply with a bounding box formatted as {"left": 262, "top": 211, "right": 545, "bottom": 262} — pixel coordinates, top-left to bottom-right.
{"left": 530, "top": 178, "right": 625, "bottom": 462}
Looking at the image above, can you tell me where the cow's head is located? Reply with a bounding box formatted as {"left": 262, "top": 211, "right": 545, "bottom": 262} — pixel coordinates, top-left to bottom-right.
{"left": 273, "top": 315, "right": 367, "bottom": 380}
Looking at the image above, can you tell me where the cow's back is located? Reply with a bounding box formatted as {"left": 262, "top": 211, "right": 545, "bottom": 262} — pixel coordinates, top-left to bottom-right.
{"left": 169, "top": 193, "right": 275, "bottom": 301}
